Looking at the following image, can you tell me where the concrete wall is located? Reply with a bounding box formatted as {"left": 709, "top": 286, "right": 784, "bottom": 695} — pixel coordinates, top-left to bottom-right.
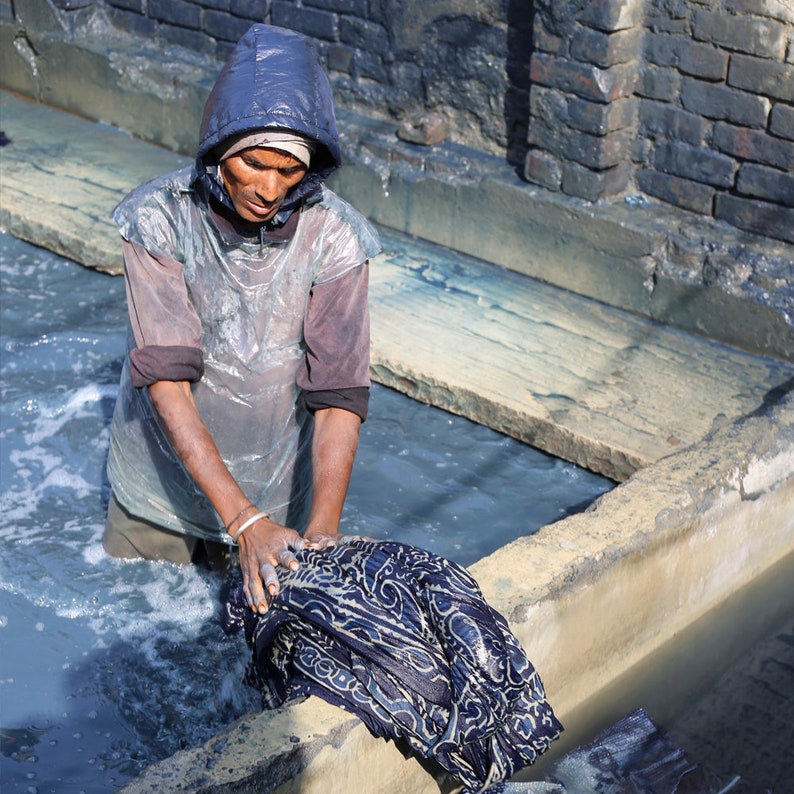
{"left": 44, "top": 0, "right": 533, "bottom": 162}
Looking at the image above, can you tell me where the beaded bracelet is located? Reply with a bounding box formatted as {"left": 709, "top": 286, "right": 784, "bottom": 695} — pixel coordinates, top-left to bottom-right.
{"left": 225, "top": 504, "right": 257, "bottom": 533}
{"left": 231, "top": 510, "right": 269, "bottom": 543}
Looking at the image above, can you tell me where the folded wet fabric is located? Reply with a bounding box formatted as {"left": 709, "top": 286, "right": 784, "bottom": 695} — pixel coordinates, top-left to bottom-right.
{"left": 223, "top": 539, "right": 563, "bottom": 792}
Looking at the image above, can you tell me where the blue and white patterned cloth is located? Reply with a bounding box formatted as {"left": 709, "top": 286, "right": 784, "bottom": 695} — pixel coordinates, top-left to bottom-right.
{"left": 223, "top": 539, "right": 563, "bottom": 793}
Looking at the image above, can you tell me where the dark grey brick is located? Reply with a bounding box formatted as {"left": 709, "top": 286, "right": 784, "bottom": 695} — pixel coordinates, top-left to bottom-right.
{"left": 524, "top": 148, "right": 562, "bottom": 190}
{"left": 203, "top": 9, "right": 252, "bottom": 42}
{"left": 326, "top": 43, "right": 353, "bottom": 74}
{"left": 769, "top": 104, "right": 794, "bottom": 141}
{"left": 639, "top": 100, "right": 706, "bottom": 144}
{"left": 305, "top": 0, "right": 366, "bottom": 14}
{"left": 645, "top": 0, "right": 689, "bottom": 35}
{"left": 728, "top": 54, "right": 794, "bottom": 103}
{"left": 339, "top": 16, "right": 388, "bottom": 51}
{"left": 533, "top": 15, "right": 568, "bottom": 57}
{"left": 352, "top": 49, "right": 387, "bottom": 82}
{"left": 216, "top": 39, "right": 237, "bottom": 61}
{"left": 715, "top": 193, "right": 794, "bottom": 243}
{"left": 564, "top": 127, "right": 633, "bottom": 169}
{"left": 725, "top": 0, "right": 794, "bottom": 24}
{"left": 272, "top": 2, "right": 338, "bottom": 41}
{"left": 561, "top": 160, "right": 631, "bottom": 200}
{"left": 637, "top": 168, "right": 715, "bottom": 214}
{"left": 644, "top": 32, "right": 678, "bottom": 68}
{"left": 676, "top": 38, "right": 728, "bottom": 81}
{"left": 527, "top": 118, "right": 566, "bottom": 159}
{"left": 364, "top": 0, "right": 385, "bottom": 24}
{"left": 647, "top": 32, "right": 730, "bottom": 81}
{"left": 570, "top": 25, "right": 641, "bottom": 68}
{"left": 713, "top": 122, "right": 794, "bottom": 169}
{"left": 636, "top": 65, "right": 681, "bottom": 101}
{"left": 200, "top": 0, "right": 230, "bottom": 10}
{"left": 230, "top": 0, "right": 269, "bottom": 17}
{"left": 106, "top": 0, "right": 144, "bottom": 12}
{"left": 530, "top": 52, "right": 636, "bottom": 103}
{"left": 693, "top": 9, "right": 788, "bottom": 59}
{"left": 530, "top": 85, "right": 568, "bottom": 127}
{"left": 149, "top": 0, "right": 202, "bottom": 29}
{"left": 736, "top": 163, "right": 794, "bottom": 207}
{"left": 568, "top": 96, "right": 636, "bottom": 135}
{"left": 653, "top": 140, "right": 737, "bottom": 187}
{"left": 631, "top": 135, "right": 652, "bottom": 165}
{"left": 681, "top": 79, "right": 770, "bottom": 128}
{"left": 577, "top": 0, "right": 643, "bottom": 33}
{"left": 648, "top": 0, "right": 689, "bottom": 20}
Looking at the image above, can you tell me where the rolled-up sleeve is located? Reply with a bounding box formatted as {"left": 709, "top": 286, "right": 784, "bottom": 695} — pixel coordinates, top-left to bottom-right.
{"left": 298, "top": 262, "right": 370, "bottom": 421}
{"left": 122, "top": 239, "right": 204, "bottom": 387}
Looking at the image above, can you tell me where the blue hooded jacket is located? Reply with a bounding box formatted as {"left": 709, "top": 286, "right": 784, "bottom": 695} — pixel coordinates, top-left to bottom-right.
{"left": 194, "top": 24, "right": 341, "bottom": 226}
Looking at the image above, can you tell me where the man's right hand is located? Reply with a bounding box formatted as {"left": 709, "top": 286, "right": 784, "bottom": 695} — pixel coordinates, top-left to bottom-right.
{"left": 236, "top": 516, "right": 308, "bottom": 613}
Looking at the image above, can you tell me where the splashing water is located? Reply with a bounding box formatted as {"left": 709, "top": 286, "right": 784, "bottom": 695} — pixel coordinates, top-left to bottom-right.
{"left": 0, "top": 231, "right": 612, "bottom": 792}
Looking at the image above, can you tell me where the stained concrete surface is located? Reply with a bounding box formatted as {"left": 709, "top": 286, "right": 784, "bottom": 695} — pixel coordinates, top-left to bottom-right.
{"left": 2, "top": 90, "right": 793, "bottom": 793}
{"left": 113, "top": 394, "right": 794, "bottom": 793}
{"left": 666, "top": 617, "right": 794, "bottom": 793}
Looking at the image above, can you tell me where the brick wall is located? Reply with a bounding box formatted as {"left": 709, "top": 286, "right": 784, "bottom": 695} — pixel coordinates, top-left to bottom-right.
{"left": 99, "top": 0, "right": 531, "bottom": 161}
{"left": 29, "top": 0, "right": 794, "bottom": 244}
{"left": 636, "top": 0, "right": 793, "bottom": 243}
{"left": 525, "top": 0, "right": 793, "bottom": 243}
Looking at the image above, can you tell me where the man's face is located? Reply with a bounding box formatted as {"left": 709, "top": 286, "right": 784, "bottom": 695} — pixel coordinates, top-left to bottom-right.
{"left": 219, "top": 147, "right": 308, "bottom": 223}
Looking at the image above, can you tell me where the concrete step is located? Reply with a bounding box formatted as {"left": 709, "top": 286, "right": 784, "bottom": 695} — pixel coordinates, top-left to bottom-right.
{"left": 2, "top": 89, "right": 792, "bottom": 480}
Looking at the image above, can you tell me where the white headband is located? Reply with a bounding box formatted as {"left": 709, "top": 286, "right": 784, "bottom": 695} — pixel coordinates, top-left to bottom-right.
{"left": 218, "top": 130, "right": 316, "bottom": 167}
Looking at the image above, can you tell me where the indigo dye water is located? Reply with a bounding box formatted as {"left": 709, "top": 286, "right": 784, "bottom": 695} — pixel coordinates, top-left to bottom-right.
{"left": 0, "top": 232, "right": 612, "bottom": 793}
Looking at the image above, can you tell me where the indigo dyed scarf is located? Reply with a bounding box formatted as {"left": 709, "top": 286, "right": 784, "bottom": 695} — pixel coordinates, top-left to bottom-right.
{"left": 223, "top": 539, "right": 563, "bottom": 792}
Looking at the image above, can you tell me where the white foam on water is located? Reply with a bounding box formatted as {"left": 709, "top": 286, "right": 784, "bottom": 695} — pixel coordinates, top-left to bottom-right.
{"left": 20, "top": 383, "right": 119, "bottom": 445}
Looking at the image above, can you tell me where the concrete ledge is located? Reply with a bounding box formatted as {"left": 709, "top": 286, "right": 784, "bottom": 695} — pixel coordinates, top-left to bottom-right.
{"left": 116, "top": 390, "right": 794, "bottom": 793}
{"left": 0, "top": 3, "right": 209, "bottom": 155}
{"left": 329, "top": 141, "right": 794, "bottom": 363}
{"left": 1, "top": 10, "right": 792, "bottom": 361}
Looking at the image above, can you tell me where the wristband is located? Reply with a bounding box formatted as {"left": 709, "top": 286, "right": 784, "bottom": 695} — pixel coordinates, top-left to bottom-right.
{"left": 231, "top": 510, "right": 269, "bottom": 543}
{"left": 225, "top": 504, "right": 257, "bottom": 533}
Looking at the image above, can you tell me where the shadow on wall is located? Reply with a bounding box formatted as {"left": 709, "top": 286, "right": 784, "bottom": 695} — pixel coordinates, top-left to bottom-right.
{"left": 506, "top": 0, "right": 535, "bottom": 167}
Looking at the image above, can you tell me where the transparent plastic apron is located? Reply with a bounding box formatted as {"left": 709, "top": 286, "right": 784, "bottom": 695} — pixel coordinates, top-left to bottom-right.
{"left": 107, "top": 177, "right": 375, "bottom": 543}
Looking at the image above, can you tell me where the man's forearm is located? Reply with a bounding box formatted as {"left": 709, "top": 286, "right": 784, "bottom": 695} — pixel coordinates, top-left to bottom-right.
{"left": 305, "top": 406, "right": 361, "bottom": 536}
{"left": 147, "top": 380, "right": 252, "bottom": 530}
{"left": 148, "top": 379, "right": 308, "bottom": 609}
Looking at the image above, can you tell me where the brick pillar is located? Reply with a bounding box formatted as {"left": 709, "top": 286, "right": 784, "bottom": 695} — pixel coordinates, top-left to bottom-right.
{"left": 524, "top": 0, "right": 643, "bottom": 202}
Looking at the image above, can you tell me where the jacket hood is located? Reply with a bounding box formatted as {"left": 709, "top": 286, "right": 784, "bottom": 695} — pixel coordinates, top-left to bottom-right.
{"left": 194, "top": 24, "right": 341, "bottom": 226}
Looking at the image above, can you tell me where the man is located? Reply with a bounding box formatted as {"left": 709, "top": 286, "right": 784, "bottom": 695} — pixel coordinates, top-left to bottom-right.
{"left": 103, "top": 24, "right": 380, "bottom": 615}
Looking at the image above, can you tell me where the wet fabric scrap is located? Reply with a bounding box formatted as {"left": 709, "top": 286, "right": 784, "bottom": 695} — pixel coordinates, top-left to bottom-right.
{"left": 222, "top": 539, "right": 563, "bottom": 792}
